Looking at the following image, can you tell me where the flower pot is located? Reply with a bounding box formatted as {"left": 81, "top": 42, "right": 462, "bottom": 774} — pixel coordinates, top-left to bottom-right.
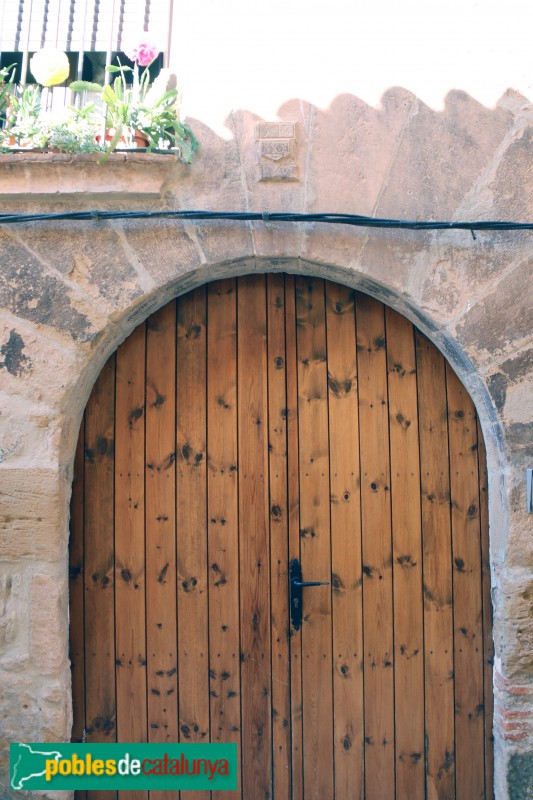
{"left": 133, "top": 130, "right": 149, "bottom": 148}
{"left": 95, "top": 128, "right": 149, "bottom": 149}
{"left": 95, "top": 128, "right": 122, "bottom": 144}
{"left": 1, "top": 135, "right": 34, "bottom": 148}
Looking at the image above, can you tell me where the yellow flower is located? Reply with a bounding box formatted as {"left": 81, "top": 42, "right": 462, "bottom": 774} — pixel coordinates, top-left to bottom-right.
{"left": 30, "top": 49, "right": 70, "bottom": 87}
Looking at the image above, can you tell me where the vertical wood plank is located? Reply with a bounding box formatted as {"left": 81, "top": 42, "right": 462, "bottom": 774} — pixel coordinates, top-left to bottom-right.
{"left": 477, "top": 417, "right": 494, "bottom": 799}
{"left": 70, "top": 420, "right": 87, "bottom": 800}
{"left": 355, "top": 293, "right": 395, "bottom": 798}
{"left": 325, "top": 282, "right": 364, "bottom": 799}
{"left": 70, "top": 419, "right": 86, "bottom": 745}
{"left": 177, "top": 287, "right": 210, "bottom": 800}
{"left": 237, "top": 275, "right": 272, "bottom": 800}
{"left": 114, "top": 324, "right": 148, "bottom": 800}
{"left": 84, "top": 354, "right": 116, "bottom": 800}
{"left": 285, "top": 275, "right": 304, "bottom": 800}
{"left": 446, "top": 365, "right": 485, "bottom": 800}
{"left": 385, "top": 308, "right": 425, "bottom": 799}
{"left": 145, "top": 303, "right": 178, "bottom": 800}
{"left": 415, "top": 332, "right": 455, "bottom": 800}
{"left": 114, "top": 324, "right": 147, "bottom": 739}
{"left": 207, "top": 279, "right": 242, "bottom": 800}
{"left": 295, "top": 276, "right": 334, "bottom": 800}
{"left": 266, "top": 274, "right": 291, "bottom": 800}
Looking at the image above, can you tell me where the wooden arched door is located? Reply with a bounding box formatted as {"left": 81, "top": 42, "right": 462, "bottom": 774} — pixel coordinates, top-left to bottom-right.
{"left": 69, "top": 275, "right": 494, "bottom": 799}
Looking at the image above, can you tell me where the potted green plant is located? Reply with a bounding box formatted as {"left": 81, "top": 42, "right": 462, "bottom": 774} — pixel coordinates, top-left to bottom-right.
{"left": 1, "top": 83, "right": 44, "bottom": 149}
{"left": 70, "top": 36, "right": 198, "bottom": 163}
{"left": 0, "top": 48, "right": 74, "bottom": 150}
{"left": 0, "top": 63, "right": 16, "bottom": 127}
{"left": 0, "top": 41, "right": 198, "bottom": 162}
{"left": 45, "top": 104, "right": 104, "bottom": 153}
{"left": 0, "top": 85, "right": 104, "bottom": 153}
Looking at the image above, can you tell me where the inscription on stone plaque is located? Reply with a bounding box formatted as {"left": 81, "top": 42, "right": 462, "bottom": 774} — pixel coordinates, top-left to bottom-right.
{"left": 255, "top": 122, "right": 297, "bottom": 181}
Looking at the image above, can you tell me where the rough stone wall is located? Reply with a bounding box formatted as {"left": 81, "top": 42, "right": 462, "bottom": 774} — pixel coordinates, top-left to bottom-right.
{"left": 0, "top": 88, "right": 531, "bottom": 798}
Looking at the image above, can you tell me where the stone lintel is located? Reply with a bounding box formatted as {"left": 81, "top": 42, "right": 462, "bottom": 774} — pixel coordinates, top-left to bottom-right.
{"left": 0, "top": 152, "right": 185, "bottom": 196}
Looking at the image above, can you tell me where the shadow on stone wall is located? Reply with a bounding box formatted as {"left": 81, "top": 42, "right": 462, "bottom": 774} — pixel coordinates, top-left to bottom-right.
{"left": 164, "top": 86, "right": 531, "bottom": 222}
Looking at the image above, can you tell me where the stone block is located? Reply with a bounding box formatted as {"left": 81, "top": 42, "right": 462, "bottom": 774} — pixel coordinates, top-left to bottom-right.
{"left": 504, "top": 421, "right": 533, "bottom": 460}
{"left": 500, "top": 348, "right": 533, "bottom": 384}
{"left": 0, "top": 575, "right": 17, "bottom": 656}
{"left": 0, "top": 570, "right": 29, "bottom": 668}
{"left": 0, "top": 230, "right": 96, "bottom": 343}
{"left": 304, "top": 89, "right": 417, "bottom": 217}
{"left": 0, "top": 318, "right": 82, "bottom": 414}
{"left": 228, "top": 104, "right": 310, "bottom": 259}
{"left": 0, "top": 469, "right": 68, "bottom": 561}
{"left": 162, "top": 118, "right": 244, "bottom": 205}
{"left": 507, "top": 752, "right": 533, "bottom": 798}
{"left": 15, "top": 221, "right": 147, "bottom": 313}
{"left": 0, "top": 151, "right": 179, "bottom": 196}
{"left": 488, "top": 351, "right": 533, "bottom": 421}
{"left": 503, "top": 377, "right": 533, "bottom": 430}
{"left": 117, "top": 218, "right": 205, "bottom": 289}
{"left": 374, "top": 90, "right": 512, "bottom": 219}
{"left": 489, "top": 121, "right": 533, "bottom": 222}
{"left": 190, "top": 223, "right": 254, "bottom": 270}
{"left": 30, "top": 574, "right": 68, "bottom": 675}
{"left": 356, "top": 231, "right": 434, "bottom": 312}
{"left": 455, "top": 258, "right": 533, "bottom": 366}
{"left": 0, "top": 392, "right": 68, "bottom": 471}
{"left": 38, "top": 695, "right": 71, "bottom": 742}
{"left": 488, "top": 372, "right": 508, "bottom": 412}
{"left": 417, "top": 237, "right": 522, "bottom": 323}
{"left": 299, "top": 221, "right": 368, "bottom": 275}
{"left": 0, "top": 672, "right": 44, "bottom": 780}
{"left": 496, "top": 571, "right": 533, "bottom": 677}
{"left": 503, "top": 498, "right": 533, "bottom": 568}
{"left": 0, "top": 668, "right": 72, "bottom": 799}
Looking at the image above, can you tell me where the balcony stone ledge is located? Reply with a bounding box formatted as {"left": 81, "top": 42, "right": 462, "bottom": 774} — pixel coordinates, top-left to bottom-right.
{"left": 0, "top": 150, "right": 184, "bottom": 196}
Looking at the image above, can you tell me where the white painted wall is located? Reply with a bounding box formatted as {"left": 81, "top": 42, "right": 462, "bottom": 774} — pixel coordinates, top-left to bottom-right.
{"left": 170, "top": 0, "right": 533, "bottom": 133}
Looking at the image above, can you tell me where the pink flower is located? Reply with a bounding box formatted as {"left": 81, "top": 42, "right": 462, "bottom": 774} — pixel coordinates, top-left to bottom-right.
{"left": 126, "top": 38, "right": 159, "bottom": 67}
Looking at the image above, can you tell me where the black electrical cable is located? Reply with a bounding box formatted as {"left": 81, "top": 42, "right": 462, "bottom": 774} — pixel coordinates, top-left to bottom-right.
{"left": 0, "top": 209, "right": 532, "bottom": 231}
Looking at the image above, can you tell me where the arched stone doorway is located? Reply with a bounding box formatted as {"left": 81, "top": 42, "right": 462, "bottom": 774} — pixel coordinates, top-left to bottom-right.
{"left": 69, "top": 273, "right": 494, "bottom": 798}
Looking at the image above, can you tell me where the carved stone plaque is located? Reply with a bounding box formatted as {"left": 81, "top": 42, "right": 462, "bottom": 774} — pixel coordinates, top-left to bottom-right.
{"left": 255, "top": 121, "right": 297, "bottom": 181}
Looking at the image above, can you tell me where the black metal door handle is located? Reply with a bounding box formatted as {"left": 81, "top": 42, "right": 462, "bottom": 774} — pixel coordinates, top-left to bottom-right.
{"left": 289, "top": 558, "right": 329, "bottom": 630}
{"left": 291, "top": 579, "right": 330, "bottom": 588}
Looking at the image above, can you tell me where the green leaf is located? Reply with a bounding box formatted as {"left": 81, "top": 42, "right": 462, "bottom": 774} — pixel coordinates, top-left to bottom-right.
{"left": 113, "top": 76, "right": 123, "bottom": 99}
{"left": 151, "top": 89, "right": 179, "bottom": 109}
{"left": 175, "top": 139, "right": 194, "bottom": 163}
{"left": 181, "top": 123, "right": 199, "bottom": 152}
{"left": 0, "top": 63, "right": 16, "bottom": 88}
{"left": 98, "top": 122, "right": 124, "bottom": 164}
{"left": 69, "top": 81, "right": 103, "bottom": 93}
{"left": 102, "top": 84, "right": 120, "bottom": 113}
{"left": 106, "top": 64, "right": 132, "bottom": 73}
